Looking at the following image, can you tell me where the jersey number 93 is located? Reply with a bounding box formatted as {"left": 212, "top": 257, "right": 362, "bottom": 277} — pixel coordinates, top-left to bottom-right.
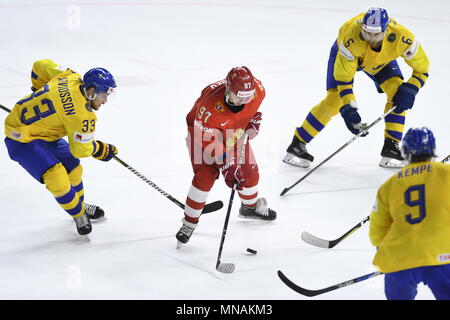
{"left": 17, "top": 85, "right": 56, "bottom": 125}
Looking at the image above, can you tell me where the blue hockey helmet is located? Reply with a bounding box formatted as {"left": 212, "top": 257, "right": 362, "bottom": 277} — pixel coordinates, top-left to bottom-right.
{"left": 362, "top": 7, "right": 390, "bottom": 33}
{"left": 401, "top": 127, "right": 436, "bottom": 159}
{"left": 83, "top": 67, "right": 117, "bottom": 95}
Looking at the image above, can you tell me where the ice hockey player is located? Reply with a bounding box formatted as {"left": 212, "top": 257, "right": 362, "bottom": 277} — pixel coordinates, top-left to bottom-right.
{"left": 4, "top": 59, "right": 118, "bottom": 235}
{"left": 176, "top": 66, "right": 277, "bottom": 245}
{"left": 369, "top": 127, "right": 450, "bottom": 300}
{"left": 283, "top": 7, "right": 429, "bottom": 169}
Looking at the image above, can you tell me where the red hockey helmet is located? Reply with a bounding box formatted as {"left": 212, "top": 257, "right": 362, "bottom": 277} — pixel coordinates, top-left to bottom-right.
{"left": 225, "top": 66, "right": 256, "bottom": 105}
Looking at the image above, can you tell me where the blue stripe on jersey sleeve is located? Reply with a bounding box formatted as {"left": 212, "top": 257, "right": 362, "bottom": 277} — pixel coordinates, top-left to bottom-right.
{"left": 412, "top": 75, "right": 425, "bottom": 87}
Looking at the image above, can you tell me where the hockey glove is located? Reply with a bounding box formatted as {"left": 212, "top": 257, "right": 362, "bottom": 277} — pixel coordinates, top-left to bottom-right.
{"left": 246, "top": 112, "right": 262, "bottom": 140}
{"left": 339, "top": 104, "right": 368, "bottom": 136}
{"left": 92, "top": 140, "right": 118, "bottom": 162}
{"left": 219, "top": 156, "right": 245, "bottom": 190}
{"left": 392, "top": 83, "right": 419, "bottom": 114}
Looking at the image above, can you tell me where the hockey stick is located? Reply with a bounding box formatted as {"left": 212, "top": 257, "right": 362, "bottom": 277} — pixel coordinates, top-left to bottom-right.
{"left": 113, "top": 156, "right": 223, "bottom": 214}
{"left": 215, "top": 187, "right": 237, "bottom": 273}
{"left": 0, "top": 104, "right": 223, "bottom": 214}
{"left": 301, "top": 215, "right": 370, "bottom": 248}
{"left": 280, "top": 106, "right": 397, "bottom": 196}
{"left": 215, "top": 134, "right": 249, "bottom": 274}
{"left": 277, "top": 270, "right": 383, "bottom": 297}
{"left": 0, "top": 104, "right": 10, "bottom": 113}
{"left": 442, "top": 154, "right": 450, "bottom": 163}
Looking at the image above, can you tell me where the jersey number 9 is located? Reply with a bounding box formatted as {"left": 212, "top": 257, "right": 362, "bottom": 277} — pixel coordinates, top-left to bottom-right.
{"left": 404, "top": 184, "right": 426, "bottom": 224}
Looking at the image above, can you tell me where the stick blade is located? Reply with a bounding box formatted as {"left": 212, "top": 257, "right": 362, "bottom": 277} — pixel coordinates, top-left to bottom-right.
{"left": 280, "top": 188, "right": 289, "bottom": 196}
{"left": 216, "top": 262, "right": 235, "bottom": 274}
{"left": 202, "top": 200, "right": 224, "bottom": 214}
{"left": 277, "top": 270, "right": 322, "bottom": 297}
{"left": 301, "top": 231, "right": 333, "bottom": 248}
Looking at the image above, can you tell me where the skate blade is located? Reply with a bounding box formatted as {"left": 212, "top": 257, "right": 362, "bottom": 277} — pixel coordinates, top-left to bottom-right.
{"left": 282, "top": 154, "right": 311, "bottom": 168}
{"left": 237, "top": 213, "right": 274, "bottom": 221}
{"left": 176, "top": 241, "right": 183, "bottom": 249}
{"left": 379, "top": 157, "right": 406, "bottom": 169}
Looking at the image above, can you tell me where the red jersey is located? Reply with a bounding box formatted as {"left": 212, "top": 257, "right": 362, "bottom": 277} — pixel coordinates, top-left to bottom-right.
{"left": 186, "top": 78, "right": 265, "bottom": 162}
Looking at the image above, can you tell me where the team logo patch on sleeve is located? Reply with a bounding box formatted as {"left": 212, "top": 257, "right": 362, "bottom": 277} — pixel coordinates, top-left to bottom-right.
{"left": 403, "top": 40, "right": 419, "bottom": 60}
{"left": 74, "top": 131, "right": 95, "bottom": 143}
{"left": 438, "top": 254, "right": 450, "bottom": 263}
{"left": 387, "top": 33, "right": 396, "bottom": 42}
{"left": 10, "top": 130, "right": 22, "bottom": 140}
{"left": 339, "top": 42, "right": 355, "bottom": 61}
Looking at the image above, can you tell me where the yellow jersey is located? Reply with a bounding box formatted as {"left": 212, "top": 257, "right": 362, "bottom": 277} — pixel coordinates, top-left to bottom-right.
{"left": 4, "top": 59, "right": 97, "bottom": 158}
{"left": 335, "top": 13, "right": 430, "bottom": 106}
{"left": 370, "top": 161, "right": 450, "bottom": 273}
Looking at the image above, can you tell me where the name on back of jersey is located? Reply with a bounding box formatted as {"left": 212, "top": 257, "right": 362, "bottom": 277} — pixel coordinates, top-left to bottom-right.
{"left": 57, "top": 77, "right": 76, "bottom": 116}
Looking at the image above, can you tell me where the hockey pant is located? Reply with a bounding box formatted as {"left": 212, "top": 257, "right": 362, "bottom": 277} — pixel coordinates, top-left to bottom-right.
{"left": 4, "top": 138, "right": 86, "bottom": 218}
{"left": 184, "top": 141, "right": 260, "bottom": 224}
{"left": 295, "top": 42, "right": 406, "bottom": 144}
{"left": 384, "top": 264, "right": 450, "bottom": 300}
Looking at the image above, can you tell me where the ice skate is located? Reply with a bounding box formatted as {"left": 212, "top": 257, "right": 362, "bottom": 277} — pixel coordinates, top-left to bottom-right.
{"left": 176, "top": 218, "right": 197, "bottom": 247}
{"left": 283, "top": 136, "right": 314, "bottom": 168}
{"left": 238, "top": 198, "right": 277, "bottom": 221}
{"left": 85, "top": 203, "right": 105, "bottom": 220}
{"left": 73, "top": 213, "right": 92, "bottom": 235}
{"left": 379, "top": 138, "right": 407, "bottom": 169}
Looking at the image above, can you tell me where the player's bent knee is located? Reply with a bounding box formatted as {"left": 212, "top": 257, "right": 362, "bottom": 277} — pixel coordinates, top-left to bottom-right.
{"left": 381, "top": 76, "right": 403, "bottom": 100}
{"left": 42, "top": 163, "right": 71, "bottom": 197}
{"left": 68, "top": 164, "right": 83, "bottom": 186}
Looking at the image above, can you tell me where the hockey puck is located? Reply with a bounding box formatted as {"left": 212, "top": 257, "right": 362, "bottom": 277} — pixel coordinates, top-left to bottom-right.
{"left": 246, "top": 248, "right": 257, "bottom": 254}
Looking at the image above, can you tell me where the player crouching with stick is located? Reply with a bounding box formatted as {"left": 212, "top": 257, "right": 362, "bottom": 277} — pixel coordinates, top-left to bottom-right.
{"left": 177, "top": 67, "right": 277, "bottom": 245}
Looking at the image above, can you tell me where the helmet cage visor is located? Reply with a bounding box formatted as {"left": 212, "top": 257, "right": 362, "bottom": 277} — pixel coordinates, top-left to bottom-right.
{"left": 227, "top": 89, "right": 255, "bottom": 105}
{"left": 362, "top": 28, "right": 386, "bottom": 42}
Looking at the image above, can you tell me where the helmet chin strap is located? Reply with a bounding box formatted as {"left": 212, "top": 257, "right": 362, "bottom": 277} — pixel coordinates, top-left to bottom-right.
{"left": 224, "top": 90, "right": 234, "bottom": 106}
{"left": 82, "top": 86, "right": 97, "bottom": 101}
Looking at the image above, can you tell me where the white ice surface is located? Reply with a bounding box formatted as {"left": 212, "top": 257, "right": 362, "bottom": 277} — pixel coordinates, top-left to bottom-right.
{"left": 0, "top": 0, "right": 449, "bottom": 300}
